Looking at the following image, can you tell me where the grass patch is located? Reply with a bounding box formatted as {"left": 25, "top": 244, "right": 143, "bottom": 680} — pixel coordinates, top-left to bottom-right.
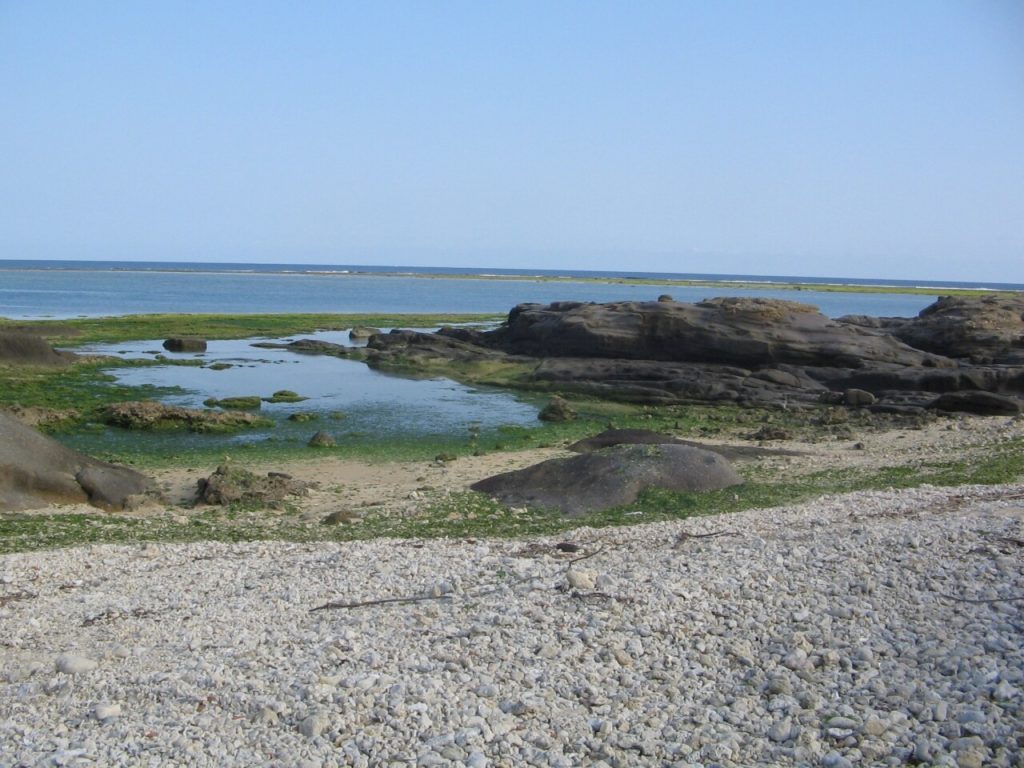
{"left": 0, "top": 312, "right": 501, "bottom": 347}
{"left": 4, "top": 435, "right": 1019, "bottom": 554}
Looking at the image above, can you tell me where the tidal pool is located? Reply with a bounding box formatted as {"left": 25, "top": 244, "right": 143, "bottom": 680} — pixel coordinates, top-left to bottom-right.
{"left": 68, "top": 329, "right": 541, "bottom": 456}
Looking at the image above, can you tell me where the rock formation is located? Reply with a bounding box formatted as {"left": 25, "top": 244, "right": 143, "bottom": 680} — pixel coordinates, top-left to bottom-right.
{"left": 0, "top": 411, "right": 153, "bottom": 511}
{"left": 195, "top": 465, "right": 311, "bottom": 508}
{"left": 366, "top": 296, "right": 1024, "bottom": 414}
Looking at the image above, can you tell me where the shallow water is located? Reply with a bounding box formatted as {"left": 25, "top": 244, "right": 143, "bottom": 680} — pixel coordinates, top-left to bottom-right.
{"left": 67, "top": 329, "right": 541, "bottom": 456}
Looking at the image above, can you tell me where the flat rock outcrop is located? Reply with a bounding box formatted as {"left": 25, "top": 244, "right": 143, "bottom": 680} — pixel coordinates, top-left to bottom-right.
{"left": 471, "top": 443, "right": 742, "bottom": 516}
{"left": 0, "top": 411, "right": 153, "bottom": 511}
{"left": 103, "top": 401, "right": 269, "bottom": 432}
{"left": 251, "top": 339, "right": 353, "bottom": 357}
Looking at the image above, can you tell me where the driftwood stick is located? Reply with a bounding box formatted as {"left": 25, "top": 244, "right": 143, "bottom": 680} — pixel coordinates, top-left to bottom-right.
{"left": 568, "top": 545, "right": 607, "bottom": 564}
{"left": 0, "top": 591, "right": 35, "bottom": 607}
{"left": 936, "top": 591, "right": 1024, "bottom": 605}
{"left": 310, "top": 593, "right": 452, "bottom": 612}
{"left": 673, "top": 530, "right": 733, "bottom": 547}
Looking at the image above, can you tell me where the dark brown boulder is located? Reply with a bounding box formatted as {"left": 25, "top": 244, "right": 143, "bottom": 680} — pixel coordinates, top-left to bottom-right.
{"left": 471, "top": 443, "right": 742, "bottom": 516}
{"left": 163, "top": 337, "right": 207, "bottom": 352}
{"left": 0, "top": 332, "right": 75, "bottom": 366}
{"left": 0, "top": 412, "right": 153, "bottom": 511}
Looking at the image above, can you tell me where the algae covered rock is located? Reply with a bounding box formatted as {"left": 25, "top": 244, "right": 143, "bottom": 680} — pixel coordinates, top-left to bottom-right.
{"left": 263, "top": 390, "right": 308, "bottom": 403}
{"left": 195, "top": 464, "right": 311, "bottom": 508}
{"left": 204, "top": 396, "right": 262, "bottom": 409}
{"left": 308, "top": 430, "right": 336, "bottom": 448}
{"left": 538, "top": 396, "right": 577, "bottom": 422}
{"left": 103, "top": 401, "right": 270, "bottom": 432}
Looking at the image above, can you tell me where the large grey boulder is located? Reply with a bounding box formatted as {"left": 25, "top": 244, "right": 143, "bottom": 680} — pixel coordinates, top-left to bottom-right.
{"left": 0, "top": 412, "right": 154, "bottom": 511}
{"left": 471, "top": 444, "right": 742, "bottom": 516}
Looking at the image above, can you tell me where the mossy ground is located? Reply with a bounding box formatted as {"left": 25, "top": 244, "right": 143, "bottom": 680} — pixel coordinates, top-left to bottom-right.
{"left": 3, "top": 432, "right": 1021, "bottom": 554}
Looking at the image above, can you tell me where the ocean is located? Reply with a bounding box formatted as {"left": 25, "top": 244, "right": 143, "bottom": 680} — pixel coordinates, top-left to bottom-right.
{"left": 3, "top": 259, "right": 1020, "bottom": 320}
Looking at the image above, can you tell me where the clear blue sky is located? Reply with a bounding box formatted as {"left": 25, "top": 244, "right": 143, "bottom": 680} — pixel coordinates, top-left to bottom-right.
{"left": 1, "top": 2, "right": 1022, "bottom": 281}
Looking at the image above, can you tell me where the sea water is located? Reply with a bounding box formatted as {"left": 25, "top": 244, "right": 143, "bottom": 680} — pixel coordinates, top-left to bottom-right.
{"left": 4, "top": 259, "right": 1018, "bottom": 320}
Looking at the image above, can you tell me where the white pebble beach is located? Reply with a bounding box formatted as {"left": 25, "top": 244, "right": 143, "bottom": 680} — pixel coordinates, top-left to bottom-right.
{"left": 2, "top": 482, "right": 1022, "bottom": 767}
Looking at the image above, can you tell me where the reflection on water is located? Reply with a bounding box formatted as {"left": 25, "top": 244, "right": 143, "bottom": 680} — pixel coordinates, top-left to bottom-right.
{"left": 70, "top": 329, "right": 540, "bottom": 453}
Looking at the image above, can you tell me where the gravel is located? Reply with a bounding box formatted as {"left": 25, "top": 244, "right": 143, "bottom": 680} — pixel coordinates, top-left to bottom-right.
{"left": 1, "top": 483, "right": 1022, "bottom": 767}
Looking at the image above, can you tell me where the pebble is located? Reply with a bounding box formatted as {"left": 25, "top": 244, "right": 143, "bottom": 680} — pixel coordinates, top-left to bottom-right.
{"left": 54, "top": 654, "right": 97, "bottom": 675}
{"left": 92, "top": 703, "right": 120, "bottom": 722}
{"left": 0, "top": 482, "right": 1020, "bottom": 767}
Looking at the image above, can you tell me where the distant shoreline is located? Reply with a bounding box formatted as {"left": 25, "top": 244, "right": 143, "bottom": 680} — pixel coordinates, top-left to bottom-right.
{"left": 1, "top": 259, "right": 1021, "bottom": 296}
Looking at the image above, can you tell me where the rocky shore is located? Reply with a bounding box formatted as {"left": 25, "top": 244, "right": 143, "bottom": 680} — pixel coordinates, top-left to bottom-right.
{"left": 2, "top": 483, "right": 1022, "bottom": 767}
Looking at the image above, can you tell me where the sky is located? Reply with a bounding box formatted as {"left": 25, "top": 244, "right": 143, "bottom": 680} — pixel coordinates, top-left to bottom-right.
{"left": 1, "top": 2, "right": 1022, "bottom": 282}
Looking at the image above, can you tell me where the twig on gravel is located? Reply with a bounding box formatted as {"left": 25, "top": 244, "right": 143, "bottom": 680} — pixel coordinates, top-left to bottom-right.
{"left": 569, "top": 590, "right": 637, "bottom": 603}
{"left": 673, "top": 530, "right": 734, "bottom": 548}
{"left": 936, "top": 591, "right": 1024, "bottom": 605}
{"left": 81, "top": 607, "right": 160, "bottom": 627}
{"left": 310, "top": 594, "right": 453, "bottom": 612}
{"left": 568, "top": 545, "right": 607, "bottom": 564}
{"left": 0, "top": 590, "right": 35, "bottom": 607}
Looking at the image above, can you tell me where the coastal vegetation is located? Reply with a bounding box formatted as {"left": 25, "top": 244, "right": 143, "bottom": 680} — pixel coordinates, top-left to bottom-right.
{"left": 0, "top": 312, "right": 499, "bottom": 347}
